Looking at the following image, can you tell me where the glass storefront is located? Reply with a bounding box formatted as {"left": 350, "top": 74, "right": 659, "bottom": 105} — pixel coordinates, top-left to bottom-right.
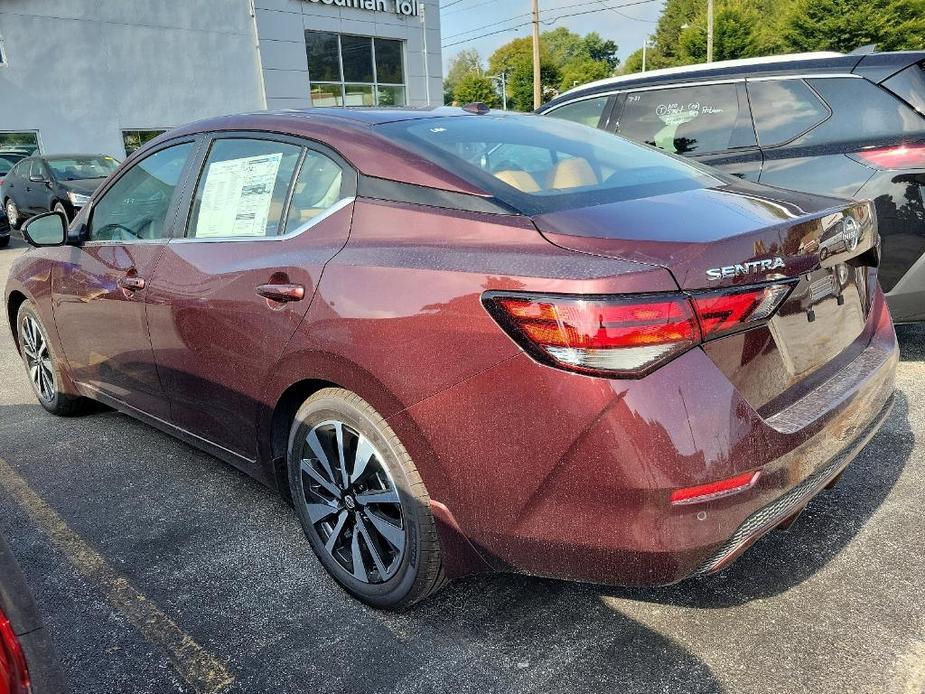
{"left": 306, "top": 31, "right": 406, "bottom": 107}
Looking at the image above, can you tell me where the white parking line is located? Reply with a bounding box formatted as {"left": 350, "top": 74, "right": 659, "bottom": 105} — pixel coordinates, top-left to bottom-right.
{"left": 0, "top": 456, "right": 235, "bottom": 694}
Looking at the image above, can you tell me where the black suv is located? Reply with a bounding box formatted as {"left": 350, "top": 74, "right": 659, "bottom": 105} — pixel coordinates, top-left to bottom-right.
{"left": 1, "top": 154, "right": 119, "bottom": 230}
{"left": 539, "top": 50, "right": 925, "bottom": 323}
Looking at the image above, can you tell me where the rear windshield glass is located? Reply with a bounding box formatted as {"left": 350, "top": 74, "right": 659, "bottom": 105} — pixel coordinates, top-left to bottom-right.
{"left": 375, "top": 115, "right": 720, "bottom": 214}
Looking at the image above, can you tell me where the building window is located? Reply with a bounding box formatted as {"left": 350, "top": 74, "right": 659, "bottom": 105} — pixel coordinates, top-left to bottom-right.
{"left": 306, "top": 31, "right": 406, "bottom": 107}
{"left": 0, "top": 132, "right": 40, "bottom": 155}
{"left": 123, "top": 129, "right": 168, "bottom": 156}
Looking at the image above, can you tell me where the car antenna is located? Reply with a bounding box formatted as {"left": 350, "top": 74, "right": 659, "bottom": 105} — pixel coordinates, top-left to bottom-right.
{"left": 462, "top": 102, "right": 491, "bottom": 115}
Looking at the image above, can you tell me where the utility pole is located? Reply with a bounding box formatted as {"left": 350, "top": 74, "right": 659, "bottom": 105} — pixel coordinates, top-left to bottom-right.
{"left": 706, "top": 0, "right": 714, "bottom": 63}
{"left": 642, "top": 38, "right": 647, "bottom": 72}
{"left": 532, "top": 0, "right": 541, "bottom": 109}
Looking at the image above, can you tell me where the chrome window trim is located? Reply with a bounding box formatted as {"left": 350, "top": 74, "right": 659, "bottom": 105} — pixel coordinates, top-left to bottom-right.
{"left": 81, "top": 238, "right": 170, "bottom": 248}
{"left": 171, "top": 195, "right": 355, "bottom": 244}
{"left": 546, "top": 73, "right": 863, "bottom": 112}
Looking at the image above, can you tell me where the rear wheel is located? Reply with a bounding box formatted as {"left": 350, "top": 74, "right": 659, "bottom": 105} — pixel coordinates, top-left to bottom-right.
{"left": 0, "top": 235, "right": 9, "bottom": 248}
{"left": 16, "top": 302, "right": 87, "bottom": 415}
{"left": 5, "top": 199, "right": 20, "bottom": 230}
{"left": 287, "top": 388, "right": 446, "bottom": 609}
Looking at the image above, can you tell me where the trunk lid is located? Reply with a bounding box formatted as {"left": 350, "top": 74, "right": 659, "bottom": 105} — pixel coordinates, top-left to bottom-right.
{"left": 533, "top": 181, "right": 879, "bottom": 413}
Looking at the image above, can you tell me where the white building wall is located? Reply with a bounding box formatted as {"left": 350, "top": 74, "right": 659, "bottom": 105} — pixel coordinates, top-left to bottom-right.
{"left": 0, "top": 0, "right": 266, "bottom": 157}
{"left": 254, "top": 0, "right": 442, "bottom": 109}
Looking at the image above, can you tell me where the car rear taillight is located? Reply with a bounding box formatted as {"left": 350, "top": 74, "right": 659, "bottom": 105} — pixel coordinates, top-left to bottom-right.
{"left": 483, "top": 283, "right": 792, "bottom": 377}
{"left": 852, "top": 143, "right": 925, "bottom": 169}
{"left": 0, "top": 609, "right": 31, "bottom": 694}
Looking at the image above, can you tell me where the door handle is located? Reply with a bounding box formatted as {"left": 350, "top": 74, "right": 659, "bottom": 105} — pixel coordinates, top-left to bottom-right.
{"left": 257, "top": 283, "right": 305, "bottom": 303}
{"left": 119, "top": 276, "right": 146, "bottom": 291}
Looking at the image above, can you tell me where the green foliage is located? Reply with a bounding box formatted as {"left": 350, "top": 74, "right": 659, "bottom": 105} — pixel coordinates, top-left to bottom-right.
{"left": 619, "top": 46, "right": 673, "bottom": 75}
{"left": 444, "top": 49, "right": 484, "bottom": 105}
{"left": 678, "top": 1, "right": 758, "bottom": 62}
{"left": 645, "top": 0, "right": 924, "bottom": 70}
{"left": 780, "top": 0, "right": 925, "bottom": 52}
{"left": 487, "top": 28, "right": 618, "bottom": 110}
{"left": 452, "top": 72, "right": 498, "bottom": 107}
{"left": 559, "top": 57, "right": 613, "bottom": 91}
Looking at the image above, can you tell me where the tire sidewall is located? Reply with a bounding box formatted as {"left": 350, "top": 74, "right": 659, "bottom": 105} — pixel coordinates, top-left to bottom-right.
{"left": 287, "top": 393, "right": 425, "bottom": 608}
{"left": 17, "top": 302, "right": 67, "bottom": 413}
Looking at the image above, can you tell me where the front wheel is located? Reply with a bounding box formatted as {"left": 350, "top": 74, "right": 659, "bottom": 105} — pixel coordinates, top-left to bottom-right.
{"left": 52, "top": 201, "right": 69, "bottom": 221}
{"left": 287, "top": 388, "right": 446, "bottom": 610}
{"left": 16, "top": 302, "right": 87, "bottom": 415}
{"left": 5, "top": 199, "right": 21, "bottom": 230}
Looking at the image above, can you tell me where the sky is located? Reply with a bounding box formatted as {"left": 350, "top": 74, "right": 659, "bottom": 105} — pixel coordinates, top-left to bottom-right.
{"left": 439, "top": 0, "right": 667, "bottom": 72}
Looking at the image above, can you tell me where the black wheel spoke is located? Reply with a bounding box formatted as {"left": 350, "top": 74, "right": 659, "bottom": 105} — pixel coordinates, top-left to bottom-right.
{"left": 299, "top": 419, "right": 405, "bottom": 585}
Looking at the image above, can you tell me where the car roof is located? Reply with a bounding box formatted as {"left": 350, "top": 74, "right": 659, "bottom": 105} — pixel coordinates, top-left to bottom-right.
{"left": 541, "top": 50, "right": 925, "bottom": 110}
{"left": 160, "top": 107, "right": 526, "bottom": 197}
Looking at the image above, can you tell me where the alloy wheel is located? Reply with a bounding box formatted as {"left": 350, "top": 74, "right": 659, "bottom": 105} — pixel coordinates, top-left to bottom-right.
{"left": 20, "top": 315, "right": 55, "bottom": 403}
{"left": 6, "top": 200, "right": 17, "bottom": 228}
{"left": 299, "top": 420, "right": 405, "bottom": 584}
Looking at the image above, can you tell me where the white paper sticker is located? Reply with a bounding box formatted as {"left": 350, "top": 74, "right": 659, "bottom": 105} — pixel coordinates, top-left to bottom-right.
{"left": 195, "top": 153, "right": 283, "bottom": 238}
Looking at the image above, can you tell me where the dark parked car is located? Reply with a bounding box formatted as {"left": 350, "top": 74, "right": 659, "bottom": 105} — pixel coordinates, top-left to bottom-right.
{"left": 0, "top": 534, "right": 66, "bottom": 693}
{"left": 6, "top": 108, "right": 896, "bottom": 609}
{"left": 1, "top": 154, "right": 119, "bottom": 229}
{"left": 539, "top": 50, "right": 925, "bottom": 323}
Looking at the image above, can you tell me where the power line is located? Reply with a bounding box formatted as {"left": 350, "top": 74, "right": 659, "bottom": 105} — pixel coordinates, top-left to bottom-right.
{"left": 441, "top": 0, "right": 660, "bottom": 48}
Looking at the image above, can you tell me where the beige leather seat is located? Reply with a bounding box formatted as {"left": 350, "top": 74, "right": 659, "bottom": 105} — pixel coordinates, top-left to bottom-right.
{"left": 548, "top": 157, "right": 598, "bottom": 190}
{"left": 494, "top": 169, "right": 541, "bottom": 193}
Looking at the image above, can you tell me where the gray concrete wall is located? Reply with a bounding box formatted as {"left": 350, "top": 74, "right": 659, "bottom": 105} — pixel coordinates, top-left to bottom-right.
{"left": 254, "top": 0, "right": 442, "bottom": 109}
{"left": 0, "top": 0, "right": 265, "bottom": 157}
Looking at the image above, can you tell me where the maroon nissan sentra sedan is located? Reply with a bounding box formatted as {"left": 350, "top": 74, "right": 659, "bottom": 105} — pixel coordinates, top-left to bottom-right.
{"left": 6, "top": 107, "right": 897, "bottom": 609}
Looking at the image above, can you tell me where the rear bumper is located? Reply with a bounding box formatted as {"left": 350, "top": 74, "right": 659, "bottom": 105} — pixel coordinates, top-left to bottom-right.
{"left": 397, "top": 286, "right": 898, "bottom": 585}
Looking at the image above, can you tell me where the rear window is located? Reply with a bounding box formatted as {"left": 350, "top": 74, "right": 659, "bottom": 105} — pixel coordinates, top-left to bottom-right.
{"left": 617, "top": 83, "right": 751, "bottom": 155}
{"left": 798, "top": 77, "right": 925, "bottom": 143}
{"left": 375, "top": 115, "right": 719, "bottom": 214}
{"left": 545, "top": 96, "right": 610, "bottom": 128}
{"left": 882, "top": 61, "right": 925, "bottom": 117}
{"left": 747, "top": 79, "right": 830, "bottom": 147}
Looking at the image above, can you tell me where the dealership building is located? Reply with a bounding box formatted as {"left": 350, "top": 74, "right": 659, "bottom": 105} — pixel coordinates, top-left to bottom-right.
{"left": 0, "top": 0, "right": 442, "bottom": 159}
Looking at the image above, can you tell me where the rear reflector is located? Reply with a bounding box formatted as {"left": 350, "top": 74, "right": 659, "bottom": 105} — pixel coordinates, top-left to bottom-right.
{"left": 853, "top": 143, "right": 925, "bottom": 169}
{"left": 670, "top": 470, "right": 761, "bottom": 505}
{"left": 0, "top": 608, "right": 31, "bottom": 694}
{"left": 692, "top": 283, "right": 793, "bottom": 340}
{"left": 483, "top": 283, "right": 791, "bottom": 377}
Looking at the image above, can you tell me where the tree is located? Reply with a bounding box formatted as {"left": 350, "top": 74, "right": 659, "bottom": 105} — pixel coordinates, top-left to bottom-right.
{"left": 619, "top": 46, "right": 673, "bottom": 74}
{"left": 678, "top": 1, "right": 758, "bottom": 62}
{"left": 559, "top": 57, "right": 613, "bottom": 92}
{"left": 488, "top": 29, "right": 617, "bottom": 110}
{"left": 443, "top": 49, "right": 484, "bottom": 105}
{"left": 488, "top": 36, "right": 561, "bottom": 110}
{"left": 452, "top": 72, "right": 498, "bottom": 107}
{"left": 781, "top": 0, "right": 925, "bottom": 53}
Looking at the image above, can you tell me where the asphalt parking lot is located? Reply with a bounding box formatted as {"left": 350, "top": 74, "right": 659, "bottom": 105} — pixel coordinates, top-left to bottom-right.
{"left": 0, "top": 235, "right": 923, "bottom": 694}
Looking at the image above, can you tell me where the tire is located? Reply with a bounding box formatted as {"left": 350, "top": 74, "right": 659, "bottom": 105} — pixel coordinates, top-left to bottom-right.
{"left": 0, "top": 235, "right": 9, "bottom": 248}
{"left": 16, "top": 301, "right": 87, "bottom": 416}
{"left": 5, "top": 198, "right": 21, "bottom": 230}
{"left": 287, "top": 388, "right": 446, "bottom": 610}
{"left": 52, "top": 201, "right": 69, "bottom": 221}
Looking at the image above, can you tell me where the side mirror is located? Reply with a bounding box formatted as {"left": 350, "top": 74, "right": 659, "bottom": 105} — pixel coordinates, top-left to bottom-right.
{"left": 22, "top": 212, "right": 67, "bottom": 247}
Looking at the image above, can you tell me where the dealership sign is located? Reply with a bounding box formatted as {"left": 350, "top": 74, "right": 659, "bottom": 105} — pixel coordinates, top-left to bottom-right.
{"left": 305, "top": 0, "right": 421, "bottom": 16}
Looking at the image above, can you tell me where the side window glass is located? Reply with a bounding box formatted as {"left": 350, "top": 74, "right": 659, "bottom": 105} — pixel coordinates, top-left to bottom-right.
{"left": 188, "top": 139, "right": 301, "bottom": 239}
{"left": 546, "top": 97, "right": 610, "bottom": 128}
{"left": 748, "top": 80, "right": 829, "bottom": 147}
{"left": 617, "top": 84, "right": 742, "bottom": 155}
{"left": 283, "top": 150, "right": 346, "bottom": 234}
{"left": 805, "top": 77, "right": 925, "bottom": 141}
{"left": 89, "top": 143, "right": 193, "bottom": 242}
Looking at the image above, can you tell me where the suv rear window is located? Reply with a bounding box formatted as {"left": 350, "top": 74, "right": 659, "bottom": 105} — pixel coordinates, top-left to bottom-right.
{"left": 882, "top": 61, "right": 925, "bottom": 117}
{"left": 747, "top": 79, "right": 830, "bottom": 147}
{"left": 617, "top": 83, "right": 749, "bottom": 155}
{"left": 375, "top": 115, "right": 719, "bottom": 214}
